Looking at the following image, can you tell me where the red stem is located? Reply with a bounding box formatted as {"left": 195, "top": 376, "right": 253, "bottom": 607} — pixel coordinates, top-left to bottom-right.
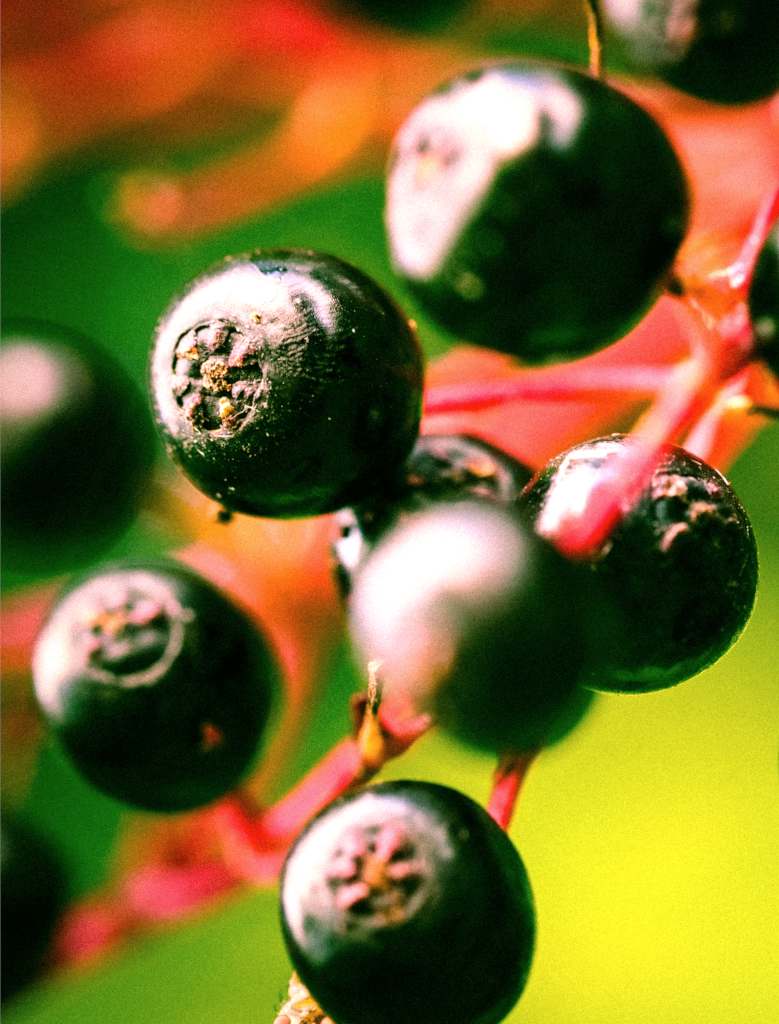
{"left": 424, "top": 364, "right": 668, "bottom": 414}
{"left": 487, "top": 751, "right": 538, "bottom": 831}
{"left": 726, "top": 185, "right": 779, "bottom": 292}
{"left": 551, "top": 352, "right": 712, "bottom": 558}
{"left": 254, "top": 738, "right": 365, "bottom": 845}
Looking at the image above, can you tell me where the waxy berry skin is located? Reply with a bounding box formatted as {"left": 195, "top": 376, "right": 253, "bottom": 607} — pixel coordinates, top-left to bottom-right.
{"left": 280, "top": 781, "right": 535, "bottom": 1024}
{"left": 32, "top": 562, "right": 277, "bottom": 812}
{"left": 602, "top": 0, "right": 779, "bottom": 106}
{"left": 349, "top": 501, "right": 588, "bottom": 753}
{"left": 1, "top": 814, "right": 67, "bottom": 1002}
{"left": 150, "top": 250, "right": 424, "bottom": 517}
{"left": 522, "top": 436, "right": 758, "bottom": 692}
{"left": 0, "top": 321, "right": 154, "bottom": 576}
{"left": 749, "top": 221, "right": 779, "bottom": 378}
{"left": 333, "top": 433, "right": 532, "bottom": 595}
{"left": 386, "top": 63, "right": 689, "bottom": 363}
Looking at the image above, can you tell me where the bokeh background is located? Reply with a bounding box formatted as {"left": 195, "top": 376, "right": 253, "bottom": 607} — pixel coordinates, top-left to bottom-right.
{"left": 2, "top": 2, "right": 778, "bottom": 1022}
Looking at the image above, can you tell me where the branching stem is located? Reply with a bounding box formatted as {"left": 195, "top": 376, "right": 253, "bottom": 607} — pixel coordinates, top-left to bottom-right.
{"left": 487, "top": 751, "right": 538, "bottom": 831}
{"left": 424, "top": 364, "right": 668, "bottom": 413}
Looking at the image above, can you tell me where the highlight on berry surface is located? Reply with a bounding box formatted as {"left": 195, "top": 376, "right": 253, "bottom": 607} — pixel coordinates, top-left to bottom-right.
{"left": 150, "top": 249, "right": 424, "bottom": 518}
{"left": 32, "top": 561, "right": 278, "bottom": 812}
{"left": 349, "top": 500, "right": 589, "bottom": 752}
{"left": 521, "top": 434, "right": 759, "bottom": 692}
{"left": 332, "top": 432, "right": 532, "bottom": 595}
{"left": 601, "top": 0, "right": 779, "bottom": 105}
{"left": 0, "top": 320, "right": 154, "bottom": 577}
{"left": 280, "top": 780, "right": 535, "bottom": 1024}
{"left": 386, "top": 61, "right": 689, "bottom": 362}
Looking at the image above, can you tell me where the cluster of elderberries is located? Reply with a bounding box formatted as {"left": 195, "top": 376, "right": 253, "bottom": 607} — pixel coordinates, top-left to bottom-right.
{"left": 2, "top": 3, "right": 778, "bottom": 1020}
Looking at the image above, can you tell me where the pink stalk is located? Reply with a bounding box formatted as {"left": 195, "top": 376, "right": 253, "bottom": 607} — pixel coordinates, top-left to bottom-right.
{"left": 487, "top": 751, "right": 538, "bottom": 831}
{"left": 424, "top": 364, "right": 668, "bottom": 414}
{"left": 253, "top": 738, "right": 365, "bottom": 846}
{"left": 552, "top": 354, "right": 712, "bottom": 558}
{"left": 726, "top": 185, "right": 779, "bottom": 292}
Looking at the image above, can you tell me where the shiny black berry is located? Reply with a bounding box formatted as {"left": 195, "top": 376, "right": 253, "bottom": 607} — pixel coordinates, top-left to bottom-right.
{"left": 150, "top": 250, "right": 423, "bottom": 517}
{"left": 602, "top": 0, "right": 779, "bottom": 105}
{"left": 522, "top": 435, "right": 758, "bottom": 692}
{"left": 749, "top": 221, "right": 779, "bottom": 378}
{"left": 386, "top": 63, "right": 689, "bottom": 362}
{"left": 280, "top": 780, "right": 535, "bottom": 1024}
{"left": 349, "top": 501, "right": 588, "bottom": 752}
{"left": 32, "top": 562, "right": 277, "bottom": 812}
{"left": 1, "top": 813, "right": 67, "bottom": 1002}
{"left": 0, "top": 321, "right": 154, "bottom": 576}
{"left": 333, "top": 433, "right": 532, "bottom": 595}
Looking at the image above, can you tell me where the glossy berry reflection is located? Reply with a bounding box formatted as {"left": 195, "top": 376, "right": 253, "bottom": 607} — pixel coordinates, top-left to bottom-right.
{"left": 522, "top": 435, "right": 758, "bottom": 692}
{"left": 350, "top": 501, "right": 588, "bottom": 752}
{"left": 602, "top": 0, "right": 779, "bottom": 105}
{"left": 0, "top": 321, "right": 154, "bottom": 576}
{"left": 32, "top": 562, "right": 278, "bottom": 812}
{"left": 150, "top": 250, "right": 424, "bottom": 517}
{"left": 280, "top": 781, "right": 535, "bottom": 1024}
{"left": 333, "top": 433, "right": 532, "bottom": 595}
{"left": 386, "top": 62, "right": 689, "bottom": 362}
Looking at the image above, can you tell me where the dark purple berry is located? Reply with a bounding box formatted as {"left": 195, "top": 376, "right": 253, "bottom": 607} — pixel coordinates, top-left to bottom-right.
{"left": 1, "top": 813, "right": 67, "bottom": 1002}
{"left": 349, "top": 501, "right": 588, "bottom": 752}
{"left": 0, "top": 321, "right": 154, "bottom": 576}
{"left": 749, "top": 220, "right": 779, "bottom": 377}
{"left": 150, "top": 250, "right": 423, "bottom": 517}
{"left": 32, "top": 562, "right": 278, "bottom": 812}
{"left": 280, "top": 780, "right": 535, "bottom": 1024}
{"left": 602, "top": 0, "right": 779, "bottom": 105}
{"left": 333, "top": 433, "right": 532, "bottom": 595}
{"left": 521, "top": 435, "right": 758, "bottom": 692}
{"left": 386, "top": 62, "right": 689, "bottom": 362}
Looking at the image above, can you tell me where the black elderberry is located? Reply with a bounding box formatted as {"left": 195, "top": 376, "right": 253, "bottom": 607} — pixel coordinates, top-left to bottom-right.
{"left": 32, "top": 562, "right": 278, "bottom": 812}
{"left": 332, "top": 433, "right": 532, "bottom": 595}
{"left": 602, "top": 0, "right": 779, "bottom": 106}
{"left": 749, "top": 221, "right": 779, "bottom": 378}
{"left": 521, "top": 435, "right": 758, "bottom": 692}
{"left": 280, "top": 780, "right": 535, "bottom": 1024}
{"left": 150, "top": 250, "right": 424, "bottom": 517}
{"left": 1, "top": 813, "right": 67, "bottom": 1002}
{"left": 0, "top": 321, "right": 154, "bottom": 576}
{"left": 386, "top": 62, "right": 689, "bottom": 362}
{"left": 349, "top": 501, "right": 589, "bottom": 752}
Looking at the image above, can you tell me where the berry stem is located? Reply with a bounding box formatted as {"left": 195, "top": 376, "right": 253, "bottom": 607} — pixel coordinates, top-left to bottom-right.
{"left": 216, "top": 687, "right": 433, "bottom": 878}
{"left": 682, "top": 369, "right": 752, "bottom": 463}
{"left": 53, "top": 703, "right": 432, "bottom": 956}
{"left": 54, "top": 858, "right": 239, "bottom": 969}
{"left": 251, "top": 738, "right": 366, "bottom": 846}
{"left": 583, "top": 0, "right": 606, "bottom": 79}
{"left": 551, "top": 353, "right": 712, "bottom": 558}
{"left": 726, "top": 185, "right": 779, "bottom": 293}
{"left": 487, "top": 751, "right": 538, "bottom": 831}
{"left": 423, "top": 364, "right": 667, "bottom": 414}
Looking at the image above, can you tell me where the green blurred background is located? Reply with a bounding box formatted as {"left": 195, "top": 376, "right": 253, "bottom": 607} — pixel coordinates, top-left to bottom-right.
{"left": 2, "top": 3, "right": 778, "bottom": 1021}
